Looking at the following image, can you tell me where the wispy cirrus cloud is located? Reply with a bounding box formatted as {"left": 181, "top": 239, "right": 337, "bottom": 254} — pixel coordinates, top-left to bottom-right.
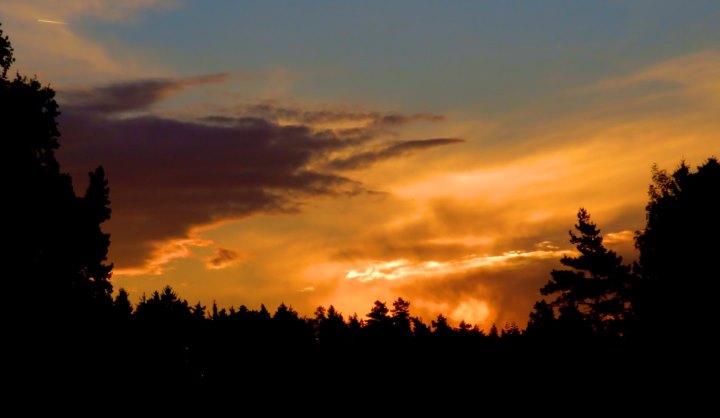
{"left": 326, "top": 138, "right": 464, "bottom": 171}
{"left": 4, "top": 0, "right": 174, "bottom": 22}
{"left": 345, "top": 247, "right": 571, "bottom": 282}
{"left": 592, "top": 51, "right": 720, "bottom": 93}
{"left": 63, "top": 74, "right": 229, "bottom": 114}
{"left": 234, "top": 103, "right": 444, "bottom": 129}
{"left": 2, "top": 1, "right": 175, "bottom": 81}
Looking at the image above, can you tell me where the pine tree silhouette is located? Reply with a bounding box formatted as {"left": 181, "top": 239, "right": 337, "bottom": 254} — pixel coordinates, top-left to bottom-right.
{"left": 541, "top": 209, "right": 632, "bottom": 336}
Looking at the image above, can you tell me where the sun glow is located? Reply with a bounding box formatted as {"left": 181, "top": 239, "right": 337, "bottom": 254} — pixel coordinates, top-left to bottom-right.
{"left": 452, "top": 299, "right": 491, "bottom": 325}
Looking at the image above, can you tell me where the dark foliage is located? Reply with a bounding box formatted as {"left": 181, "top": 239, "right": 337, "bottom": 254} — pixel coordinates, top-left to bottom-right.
{"left": 2, "top": 23, "right": 113, "bottom": 320}
{"left": 634, "top": 158, "right": 720, "bottom": 338}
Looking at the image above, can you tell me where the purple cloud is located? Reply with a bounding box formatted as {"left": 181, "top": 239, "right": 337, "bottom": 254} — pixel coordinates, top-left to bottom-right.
{"left": 56, "top": 76, "right": 461, "bottom": 269}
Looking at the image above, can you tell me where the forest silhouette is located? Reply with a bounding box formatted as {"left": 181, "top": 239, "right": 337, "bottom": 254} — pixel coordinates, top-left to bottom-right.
{"left": 3, "top": 23, "right": 718, "bottom": 393}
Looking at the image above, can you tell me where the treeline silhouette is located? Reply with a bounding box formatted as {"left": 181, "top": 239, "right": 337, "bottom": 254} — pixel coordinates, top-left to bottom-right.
{"left": 3, "top": 23, "right": 718, "bottom": 394}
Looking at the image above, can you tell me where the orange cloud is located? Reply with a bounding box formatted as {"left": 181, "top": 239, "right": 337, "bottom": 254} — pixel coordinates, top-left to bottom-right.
{"left": 100, "top": 47, "right": 720, "bottom": 330}
{"left": 603, "top": 230, "right": 635, "bottom": 245}
{"left": 115, "top": 236, "right": 212, "bottom": 276}
{"left": 345, "top": 248, "right": 571, "bottom": 282}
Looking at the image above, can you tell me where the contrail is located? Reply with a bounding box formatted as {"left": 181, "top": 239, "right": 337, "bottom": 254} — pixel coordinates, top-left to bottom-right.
{"left": 37, "top": 19, "right": 68, "bottom": 25}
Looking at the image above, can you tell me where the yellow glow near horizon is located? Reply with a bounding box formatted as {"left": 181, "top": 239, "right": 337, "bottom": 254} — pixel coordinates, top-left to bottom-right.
{"left": 453, "top": 300, "right": 491, "bottom": 326}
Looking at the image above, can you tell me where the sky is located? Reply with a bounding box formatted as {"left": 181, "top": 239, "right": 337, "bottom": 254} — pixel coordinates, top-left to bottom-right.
{"left": 3, "top": 1, "right": 719, "bottom": 327}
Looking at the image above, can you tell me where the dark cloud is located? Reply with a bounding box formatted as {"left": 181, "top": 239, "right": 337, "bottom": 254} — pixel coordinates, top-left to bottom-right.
{"left": 234, "top": 103, "right": 444, "bottom": 128}
{"left": 56, "top": 76, "right": 458, "bottom": 269}
{"left": 59, "top": 112, "right": 360, "bottom": 266}
{"left": 326, "top": 138, "right": 464, "bottom": 171}
{"left": 205, "top": 247, "right": 240, "bottom": 269}
{"left": 61, "top": 73, "right": 229, "bottom": 114}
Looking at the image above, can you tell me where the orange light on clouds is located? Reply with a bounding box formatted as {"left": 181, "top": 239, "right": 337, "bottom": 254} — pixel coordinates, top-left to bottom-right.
{"left": 345, "top": 248, "right": 572, "bottom": 283}
{"left": 452, "top": 299, "right": 491, "bottom": 325}
{"left": 17, "top": 1, "right": 712, "bottom": 328}
{"left": 115, "top": 237, "right": 213, "bottom": 276}
{"left": 3, "top": 0, "right": 720, "bottom": 338}
{"left": 603, "top": 230, "right": 635, "bottom": 245}
{"left": 37, "top": 19, "right": 68, "bottom": 25}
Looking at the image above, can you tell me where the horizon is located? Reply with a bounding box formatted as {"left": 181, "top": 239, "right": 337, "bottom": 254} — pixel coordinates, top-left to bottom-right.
{"left": 3, "top": 1, "right": 719, "bottom": 327}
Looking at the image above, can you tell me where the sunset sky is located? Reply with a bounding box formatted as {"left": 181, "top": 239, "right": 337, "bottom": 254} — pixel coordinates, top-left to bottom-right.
{"left": 3, "top": 1, "right": 719, "bottom": 327}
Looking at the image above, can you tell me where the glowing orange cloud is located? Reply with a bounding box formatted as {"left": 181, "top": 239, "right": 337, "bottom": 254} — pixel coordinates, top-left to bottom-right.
{"left": 114, "top": 237, "right": 213, "bottom": 276}
{"left": 37, "top": 19, "right": 68, "bottom": 25}
{"left": 603, "top": 230, "right": 635, "bottom": 245}
{"left": 345, "top": 248, "right": 572, "bottom": 282}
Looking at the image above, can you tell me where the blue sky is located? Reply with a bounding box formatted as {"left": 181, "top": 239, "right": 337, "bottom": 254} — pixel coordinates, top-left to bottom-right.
{"left": 68, "top": 1, "right": 720, "bottom": 112}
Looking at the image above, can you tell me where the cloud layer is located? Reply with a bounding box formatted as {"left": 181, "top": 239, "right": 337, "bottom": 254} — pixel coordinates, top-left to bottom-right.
{"left": 56, "top": 75, "right": 461, "bottom": 273}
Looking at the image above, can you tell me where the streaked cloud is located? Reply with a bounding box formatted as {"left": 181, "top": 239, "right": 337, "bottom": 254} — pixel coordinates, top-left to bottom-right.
{"left": 603, "top": 230, "right": 635, "bottom": 245}
{"left": 6, "top": 0, "right": 172, "bottom": 23}
{"left": 234, "top": 103, "right": 443, "bottom": 130}
{"left": 593, "top": 51, "right": 720, "bottom": 96}
{"left": 37, "top": 19, "right": 68, "bottom": 25}
{"left": 3, "top": 0, "right": 172, "bottom": 81}
{"left": 63, "top": 74, "right": 229, "bottom": 114}
{"left": 345, "top": 247, "right": 571, "bottom": 282}
{"left": 326, "top": 138, "right": 464, "bottom": 171}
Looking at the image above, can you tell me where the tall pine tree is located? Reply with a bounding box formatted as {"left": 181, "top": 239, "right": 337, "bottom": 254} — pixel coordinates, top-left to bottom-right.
{"left": 541, "top": 209, "right": 633, "bottom": 336}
